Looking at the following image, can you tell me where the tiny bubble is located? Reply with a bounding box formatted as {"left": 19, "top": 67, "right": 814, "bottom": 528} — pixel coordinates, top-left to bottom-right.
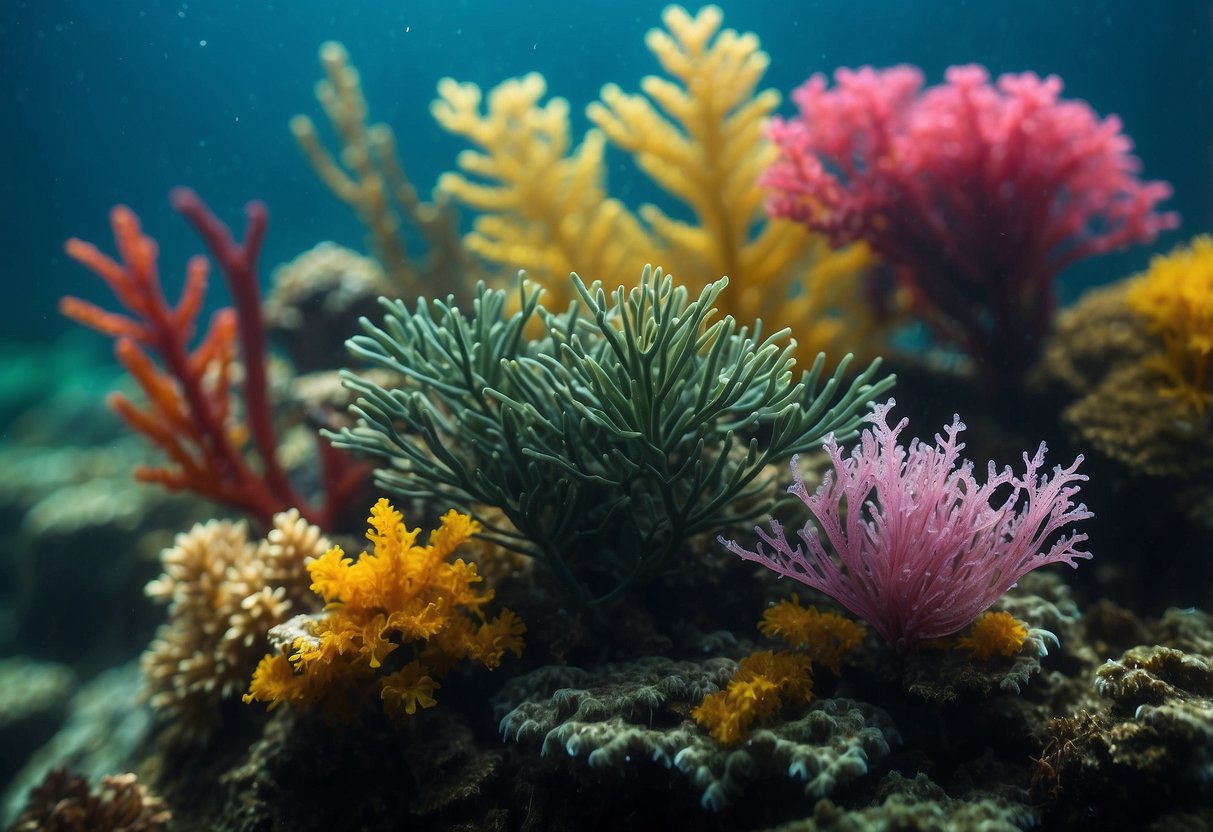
{"left": 199, "top": 39, "right": 207, "bottom": 46}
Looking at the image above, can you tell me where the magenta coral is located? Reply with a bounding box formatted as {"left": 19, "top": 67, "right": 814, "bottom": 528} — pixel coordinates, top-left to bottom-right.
{"left": 764, "top": 65, "right": 1178, "bottom": 390}
{"left": 720, "top": 400, "right": 1092, "bottom": 648}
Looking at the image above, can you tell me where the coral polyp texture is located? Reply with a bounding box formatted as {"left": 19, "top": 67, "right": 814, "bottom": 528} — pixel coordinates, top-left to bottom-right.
{"left": 432, "top": 4, "right": 888, "bottom": 367}
{"left": 142, "top": 508, "right": 328, "bottom": 742}
{"left": 498, "top": 657, "right": 894, "bottom": 811}
{"left": 8, "top": 769, "right": 170, "bottom": 832}
{"left": 1032, "top": 281, "right": 1213, "bottom": 476}
{"left": 1126, "top": 235, "right": 1213, "bottom": 417}
{"left": 1039, "top": 644, "right": 1213, "bottom": 826}
{"left": 243, "top": 498, "right": 525, "bottom": 722}
{"left": 335, "top": 267, "right": 893, "bottom": 604}
{"left": 764, "top": 64, "right": 1177, "bottom": 391}
{"left": 722, "top": 399, "right": 1092, "bottom": 647}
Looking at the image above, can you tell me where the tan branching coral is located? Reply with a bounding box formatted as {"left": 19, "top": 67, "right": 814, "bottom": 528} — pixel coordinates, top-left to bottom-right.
{"left": 9, "top": 769, "right": 170, "bottom": 832}
{"left": 432, "top": 5, "right": 887, "bottom": 366}
{"left": 293, "top": 42, "right": 474, "bottom": 300}
{"left": 141, "top": 509, "right": 329, "bottom": 742}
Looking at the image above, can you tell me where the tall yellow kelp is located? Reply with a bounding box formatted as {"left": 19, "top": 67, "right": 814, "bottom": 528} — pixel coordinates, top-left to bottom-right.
{"left": 433, "top": 5, "right": 885, "bottom": 364}
{"left": 431, "top": 74, "right": 652, "bottom": 295}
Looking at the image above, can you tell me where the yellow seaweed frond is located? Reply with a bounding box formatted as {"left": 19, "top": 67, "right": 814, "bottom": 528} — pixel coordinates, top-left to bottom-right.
{"left": 294, "top": 42, "right": 474, "bottom": 299}
{"left": 587, "top": 5, "right": 883, "bottom": 365}
{"left": 430, "top": 508, "right": 483, "bottom": 560}
{"left": 432, "top": 73, "right": 654, "bottom": 295}
{"left": 432, "top": 6, "right": 887, "bottom": 366}
{"left": 693, "top": 595, "right": 869, "bottom": 745}
{"left": 1126, "top": 235, "right": 1213, "bottom": 416}
{"left": 589, "top": 6, "right": 784, "bottom": 283}
{"left": 691, "top": 688, "right": 746, "bottom": 745}
{"left": 307, "top": 546, "right": 353, "bottom": 605}
{"left": 955, "top": 611, "right": 1029, "bottom": 661}
{"left": 467, "top": 608, "right": 528, "bottom": 669}
{"left": 758, "top": 594, "right": 865, "bottom": 674}
{"left": 244, "top": 498, "right": 525, "bottom": 722}
{"left": 245, "top": 653, "right": 310, "bottom": 710}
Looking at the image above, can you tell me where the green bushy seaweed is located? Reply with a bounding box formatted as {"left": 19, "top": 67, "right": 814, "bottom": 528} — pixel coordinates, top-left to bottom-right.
{"left": 334, "top": 267, "right": 894, "bottom": 604}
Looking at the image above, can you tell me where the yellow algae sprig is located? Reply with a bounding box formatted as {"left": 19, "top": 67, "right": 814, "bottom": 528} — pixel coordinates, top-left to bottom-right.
{"left": 692, "top": 650, "right": 813, "bottom": 745}
{"left": 589, "top": 4, "right": 873, "bottom": 342}
{"left": 244, "top": 498, "right": 525, "bottom": 723}
{"left": 693, "top": 596, "right": 864, "bottom": 745}
{"left": 758, "top": 594, "right": 866, "bottom": 674}
{"left": 1126, "top": 235, "right": 1213, "bottom": 418}
{"left": 954, "top": 611, "right": 1030, "bottom": 661}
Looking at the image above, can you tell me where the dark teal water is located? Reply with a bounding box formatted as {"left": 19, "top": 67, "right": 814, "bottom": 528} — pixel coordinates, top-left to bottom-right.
{"left": 2, "top": 0, "right": 1208, "bottom": 342}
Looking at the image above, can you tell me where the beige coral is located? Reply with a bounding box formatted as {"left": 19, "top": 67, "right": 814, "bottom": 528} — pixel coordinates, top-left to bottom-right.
{"left": 8, "top": 769, "right": 170, "bottom": 832}
{"left": 141, "top": 509, "right": 329, "bottom": 742}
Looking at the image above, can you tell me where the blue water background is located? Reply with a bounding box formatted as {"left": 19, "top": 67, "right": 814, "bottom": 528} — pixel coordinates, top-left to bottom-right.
{"left": 2, "top": 0, "right": 1208, "bottom": 347}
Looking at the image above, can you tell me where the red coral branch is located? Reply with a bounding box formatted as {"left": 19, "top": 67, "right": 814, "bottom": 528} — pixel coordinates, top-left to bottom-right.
{"left": 62, "top": 190, "right": 365, "bottom": 529}
{"left": 168, "top": 188, "right": 296, "bottom": 506}
{"left": 764, "top": 64, "right": 1179, "bottom": 394}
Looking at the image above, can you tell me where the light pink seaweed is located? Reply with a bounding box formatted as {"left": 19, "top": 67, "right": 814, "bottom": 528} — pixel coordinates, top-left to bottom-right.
{"left": 721, "top": 399, "right": 1092, "bottom": 647}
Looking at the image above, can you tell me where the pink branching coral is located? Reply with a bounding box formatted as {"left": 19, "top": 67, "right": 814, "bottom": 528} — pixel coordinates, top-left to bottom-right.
{"left": 764, "top": 65, "right": 1178, "bottom": 390}
{"left": 720, "top": 399, "right": 1093, "bottom": 648}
